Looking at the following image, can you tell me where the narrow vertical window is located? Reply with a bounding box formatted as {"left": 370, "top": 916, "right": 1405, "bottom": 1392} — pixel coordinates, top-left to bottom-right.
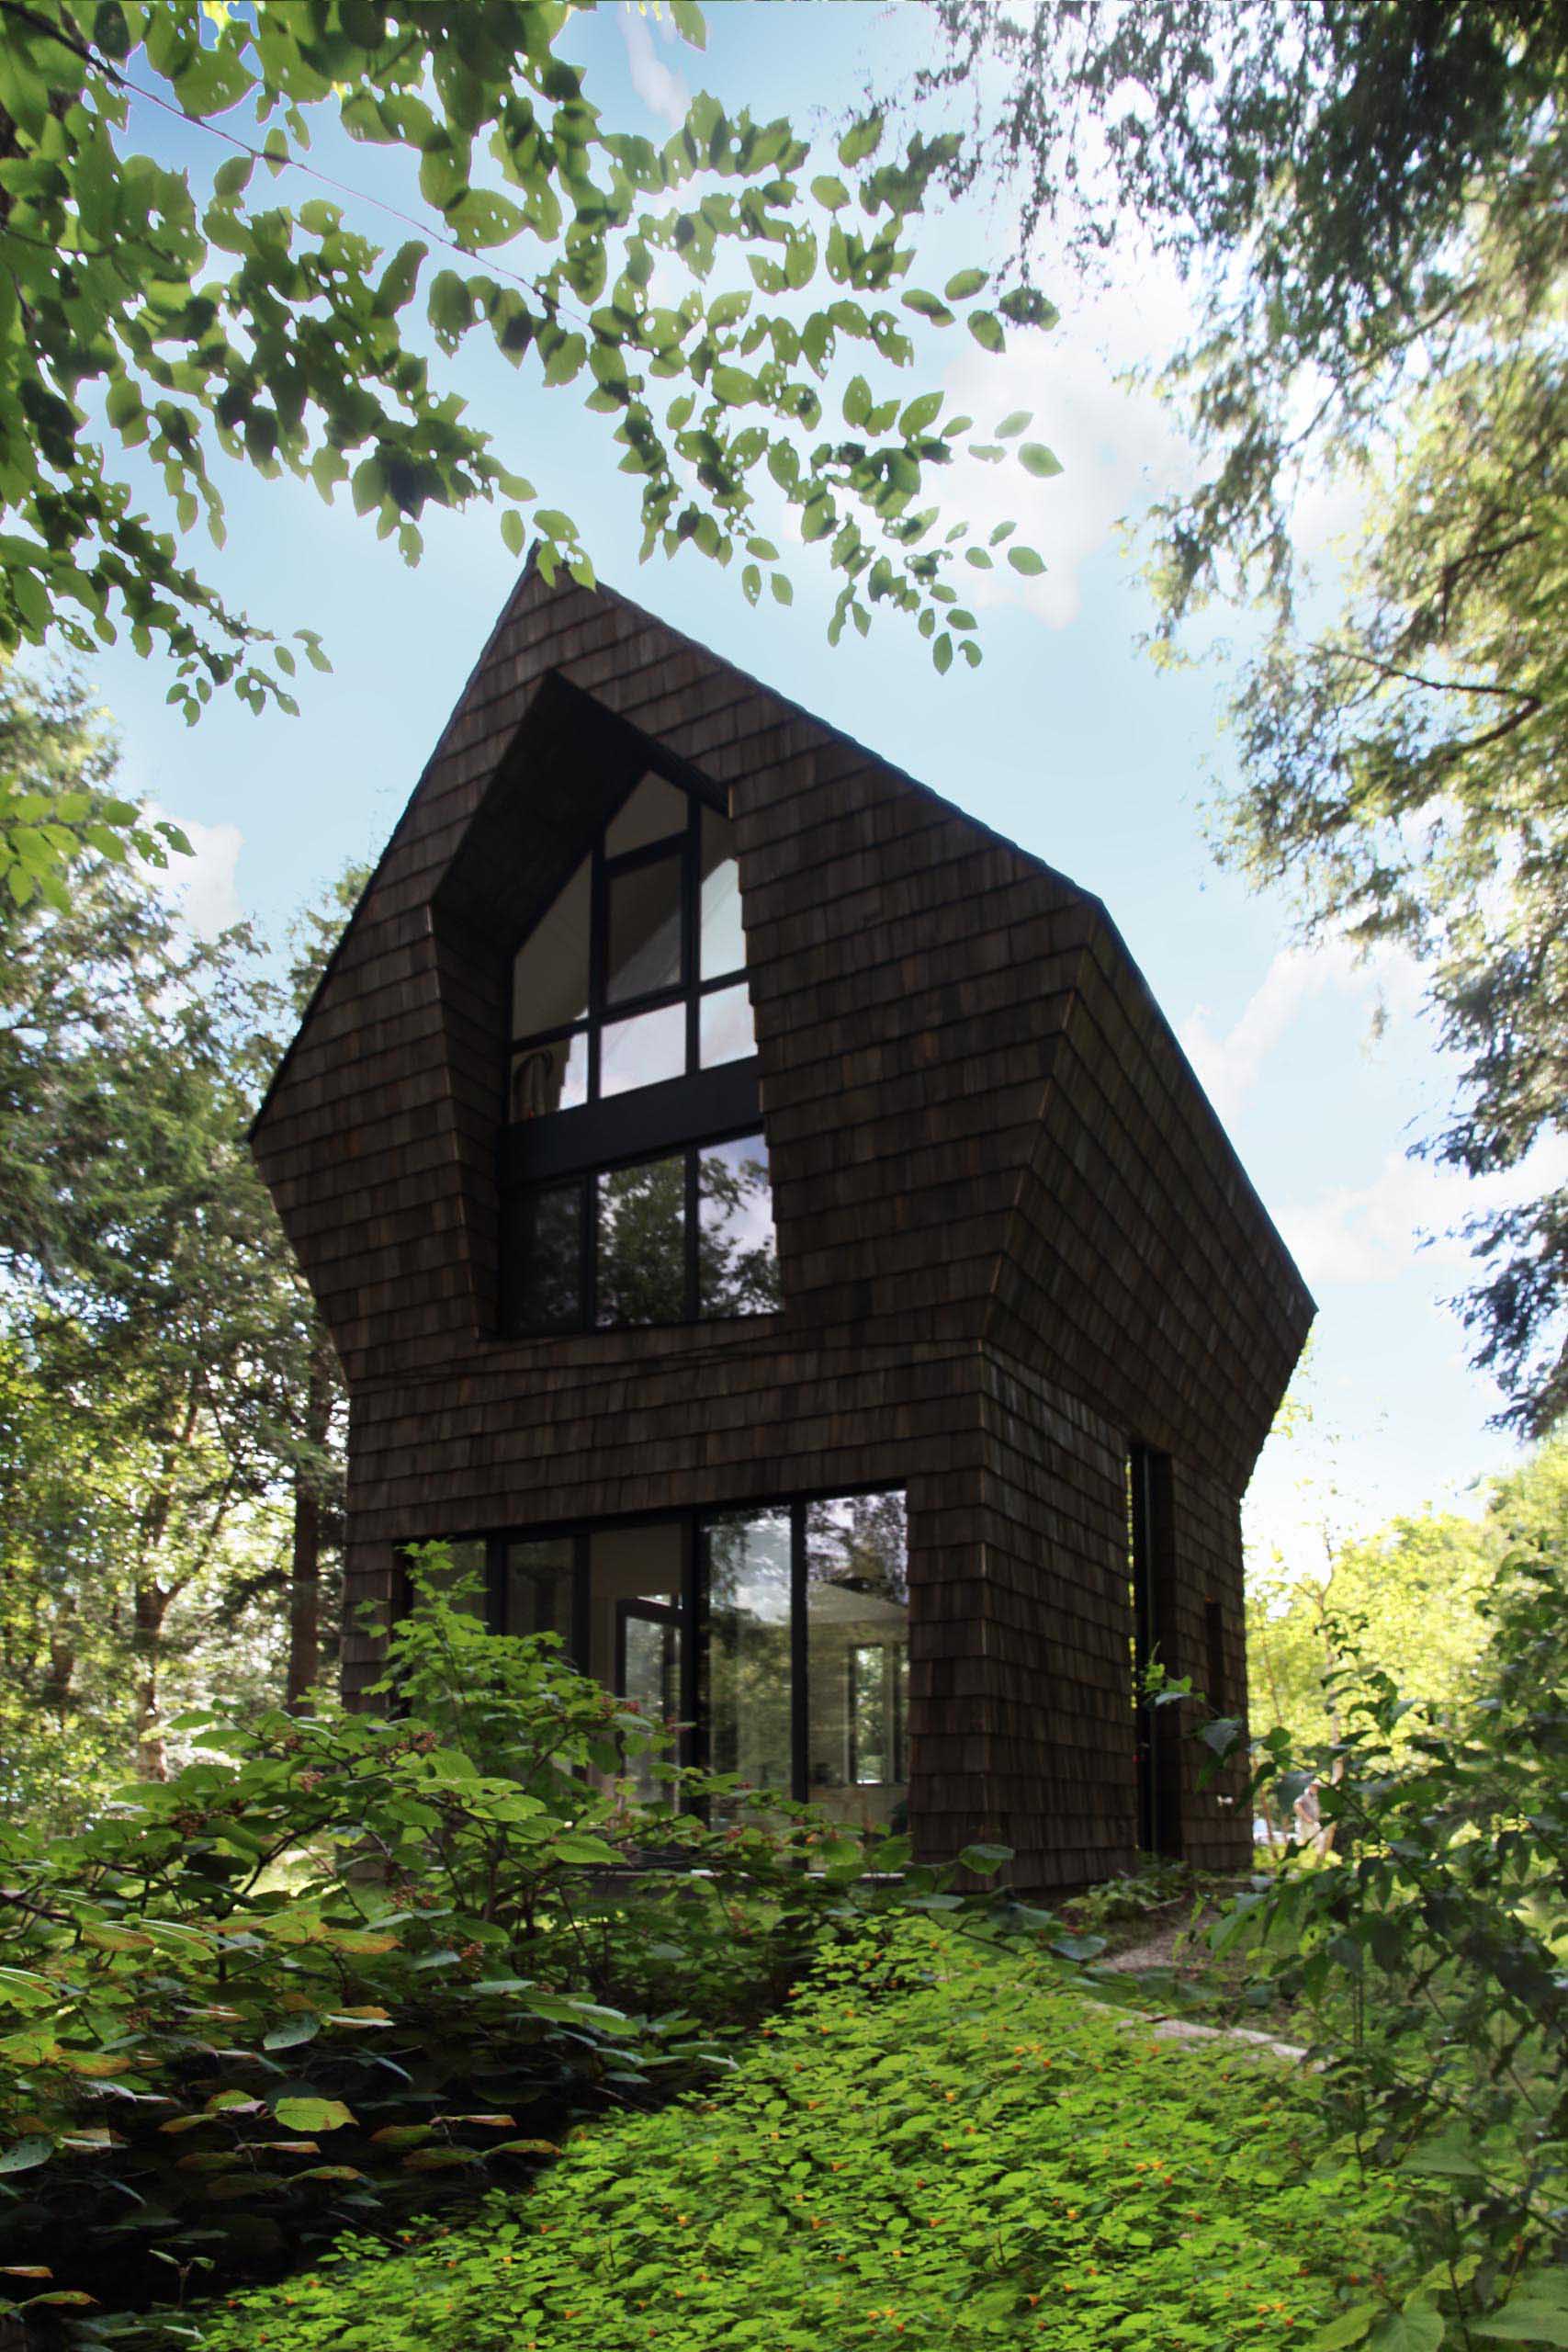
{"left": 1128, "top": 1444, "right": 1177, "bottom": 1856}
{"left": 698, "top": 1134, "right": 779, "bottom": 1317}
{"left": 503, "top": 1538, "right": 576, "bottom": 1644}
{"left": 596, "top": 1154, "right": 687, "bottom": 1326}
{"left": 703, "top": 1508, "right": 793, "bottom": 1797}
{"left": 1204, "top": 1598, "right": 1228, "bottom": 1714}
{"left": 805, "top": 1492, "right": 908, "bottom": 1829}
{"left": 504, "top": 1182, "right": 585, "bottom": 1336}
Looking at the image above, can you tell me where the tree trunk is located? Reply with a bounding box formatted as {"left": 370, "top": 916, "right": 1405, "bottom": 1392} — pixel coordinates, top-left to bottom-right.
{"left": 41, "top": 1615, "right": 76, "bottom": 1728}
{"left": 133, "top": 1579, "right": 169, "bottom": 1780}
{"left": 286, "top": 1336, "right": 332, "bottom": 1712}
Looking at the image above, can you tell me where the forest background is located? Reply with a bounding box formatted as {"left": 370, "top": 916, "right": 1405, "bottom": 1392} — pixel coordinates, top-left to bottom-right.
{"left": 0, "top": 0, "right": 1562, "bottom": 1816}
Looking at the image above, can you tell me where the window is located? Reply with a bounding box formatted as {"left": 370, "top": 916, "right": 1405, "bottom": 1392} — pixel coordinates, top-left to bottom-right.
{"left": 502, "top": 766, "right": 776, "bottom": 1338}
{"left": 412, "top": 1489, "right": 908, "bottom": 1817}
{"left": 503, "top": 1130, "right": 779, "bottom": 1336}
{"left": 805, "top": 1492, "right": 909, "bottom": 1827}
{"left": 508, "top": 769, "right": 752, "bottom": 1119}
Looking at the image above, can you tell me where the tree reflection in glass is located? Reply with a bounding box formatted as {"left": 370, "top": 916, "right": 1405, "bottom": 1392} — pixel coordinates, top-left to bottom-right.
{"left": 806, "top": 1490, "right": 909, "bottom": 1831}
{"left": 507, "top": 1182, "right": 583, "bottom": 1334}
{"left": 596, "top": 1153, "right": 685, "bottom": 1326}
{"left": 699, "top": 1133, "right": 780, "bottom": 1317}
{"left": 704, "top": 1507, "right": 792, "bottom": 1804}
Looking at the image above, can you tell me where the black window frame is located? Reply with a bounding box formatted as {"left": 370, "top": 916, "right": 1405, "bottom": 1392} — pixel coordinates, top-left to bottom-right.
{"left": 508, "top": 771, "right": 750, "bottom": 1114}
{"left": 502, "top": 1119, "right": 776, "bottom": 1339}
{"left": 501, "top": 766, "right": 772, "bottom": 1341}
{"left": 401, "top": 1487, "right": 909, "bottom": 1808}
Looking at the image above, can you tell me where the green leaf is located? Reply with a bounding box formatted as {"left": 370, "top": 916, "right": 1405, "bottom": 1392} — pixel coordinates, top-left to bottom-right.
{"left": 997, "top": 410, "right": 1032, "bottom": 436}
{"left": 273, "top": 2098, "right": 355, "bottom": 2134}
{"left": 710, "top": 367, "right": 756, "bottom": 407}
{"left": 967, "top": 311, "right": 1006, "bottom": 353}
{"left": 1472, "top": 2309, "right": 1568, "bottom": 2346}
{"left": 1311, "top": 2309, "right": 1378, "bottom": 2350}
{"left": 838, "top": 114, "right": 883, "bottom": 168}
{"left": 81, "top": 1921, "right": 154, "bottom": 1953}
{"left": 0, "top": 2137, "right": 53, "bottom": 2176}
{"left": 501, "top": 509, "right": 527, "bottom": 559}
{"left": 552, "top": 1833, "right": 621, "bottom": 1865}
{"left": 1008, "top": 545, "right": 1046, "bottom": 575}
{"left": 1050, "top": 1932, "right": 1109, "bottom": 1962}
{"left": 1019, "top": 443, "right": 1063, "bottom": 479}
{"left": 998, "top": 287, "right": 1060, "bottom": 329}
{"left": 811, "top": 175, "right": 849, "bottom": 210}
{"left": 262, "top": 2016, "right": 321, "bottom": 2052}
{"left": 1366, "top": 2308, "right": 1446, "bottom": 2352}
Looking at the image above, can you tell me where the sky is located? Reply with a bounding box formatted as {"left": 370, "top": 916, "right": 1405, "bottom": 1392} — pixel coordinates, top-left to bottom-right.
{"left": 74, "top": 0, "right": 1550, "bottom": 1573}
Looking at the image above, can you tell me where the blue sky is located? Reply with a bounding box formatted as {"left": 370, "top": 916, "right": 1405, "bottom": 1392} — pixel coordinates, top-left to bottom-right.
{"left": 80, "top": 1, "right": 1552, "bottom": 1565}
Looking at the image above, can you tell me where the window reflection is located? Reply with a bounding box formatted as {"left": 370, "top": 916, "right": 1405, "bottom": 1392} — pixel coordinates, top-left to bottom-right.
{"left": 597, "top": 1154, "right": 686, "bottom": 1326}
{"left": 698, "top": 1133, "right": 779, "bottom": 1317}
{"left": 806, "top": 1491, "right": 909, "bottom": 1830}
{"left": 599, "top": 1001, "right": 686, "bottom": 1098}
{"left": 700, "top": 806, "right": 744, "bottom": 979}
{"left": 606, "top": 772, "right": 688, "bottom": 857}
{"left": 607, "top": 854, "right": 683, "bottom": 1006}
{"left": 699, "top": 981, "right": 755, "bottom": 1070}
{"left": 592, "top": 1522, "right": 683, "bottom": 1803}
{"left": 423, "top": 1490, "right": 911, "bottom": 1817}
{"left": 705, "top": 1509, "right": 793, "bottom": 1799}
{"left": 505, "top": 1182, "right": 583, "bottom": 1334}
{"left": 504, "top": 1538, "right": 575, "bottom": 1645}
{"left": 510, "top": 1033, "right": 589, "bottom": 1120}
{"left": 512, "top": 858, "right": 590, "bottom": 1040}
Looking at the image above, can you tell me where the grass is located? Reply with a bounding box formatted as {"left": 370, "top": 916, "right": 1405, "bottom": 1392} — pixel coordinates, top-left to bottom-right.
{"left": 199, "top": 1917, "right": 1411, "bottom": 2352}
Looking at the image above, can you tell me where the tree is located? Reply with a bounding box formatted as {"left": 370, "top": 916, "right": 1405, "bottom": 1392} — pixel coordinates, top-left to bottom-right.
{"left": 893, "top": 1, "right": 1567, "bottom": 1432}
{"left": 0, "top": 0, "right": 1059, "bottom": 899}
{"left": 1246, "top": 1431, "right": 1568, "bottom": 1772}
{"left": 0, "top": 661, "right": 346, "bottom": 1801}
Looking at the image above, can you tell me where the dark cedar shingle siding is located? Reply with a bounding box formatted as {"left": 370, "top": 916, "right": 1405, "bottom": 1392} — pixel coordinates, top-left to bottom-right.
{"left": 254, "top": 560, "right": 1313, "bottom": 1887}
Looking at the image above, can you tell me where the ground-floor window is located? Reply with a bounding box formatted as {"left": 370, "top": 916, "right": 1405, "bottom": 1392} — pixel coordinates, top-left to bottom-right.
{"left": 405, "top": 1490, "right": 908, "bottom": 1827}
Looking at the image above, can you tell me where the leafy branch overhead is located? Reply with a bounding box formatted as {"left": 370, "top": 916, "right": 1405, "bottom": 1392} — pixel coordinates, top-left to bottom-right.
{"left": 0, "top": 0, "right": 1059, "bottom": 746}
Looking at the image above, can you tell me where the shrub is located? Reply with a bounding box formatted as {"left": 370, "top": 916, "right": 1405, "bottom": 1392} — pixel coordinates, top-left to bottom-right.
{"left": 1172, "top": 1544, "right": 1568, "bottom": 2348}
{"left": 201, "top": 1915, "right": 1411, "bottom": 2352}
{"left": 0, "top": 1566, "right": 983, "bottom": 2339}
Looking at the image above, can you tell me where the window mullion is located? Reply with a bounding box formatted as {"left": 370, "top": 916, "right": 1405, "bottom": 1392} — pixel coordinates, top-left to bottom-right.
{"left": 683, "top": 798, "right": 699, "bottom": 1077}
{"left": 588, "top": 841, "right": 605, "bottom": 1102}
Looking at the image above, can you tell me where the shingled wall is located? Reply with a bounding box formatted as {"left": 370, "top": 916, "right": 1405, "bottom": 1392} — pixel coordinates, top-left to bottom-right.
{"left": 254, "top": 560, "right": 1311, "bottom": 1887}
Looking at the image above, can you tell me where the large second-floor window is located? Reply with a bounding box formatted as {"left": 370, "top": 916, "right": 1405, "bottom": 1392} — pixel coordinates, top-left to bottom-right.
{"left": 508, "top": 769, "right": 752, "bottom": 1121}
{"left": 502, "top": 765, "right": 777, "bottom": 1338}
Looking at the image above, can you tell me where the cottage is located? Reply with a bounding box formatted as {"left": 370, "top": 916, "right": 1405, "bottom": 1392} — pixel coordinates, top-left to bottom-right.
{"left": 252, "top": 560, "right": 1313, "bottom": 1889}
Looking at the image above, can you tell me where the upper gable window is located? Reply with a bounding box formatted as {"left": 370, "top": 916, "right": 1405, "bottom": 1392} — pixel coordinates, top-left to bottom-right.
{"left": 509, "top": 775, "right": 750, "bottom": 1124}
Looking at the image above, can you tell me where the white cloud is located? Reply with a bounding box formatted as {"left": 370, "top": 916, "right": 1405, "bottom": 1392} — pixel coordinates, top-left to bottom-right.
{"left": 938, "top": 263, "right": 1197, "bottom": 628}
{"left": 1179, "top": 935, "right": 1420, "bottom": 1126}
{"left": 142, "top": 808, "right": 244, "bottom": 937}
{"left": 620, "top": 7, "right": 688, "bottom": 130}
{"left": 1279, "top": 1136, "right": 1568, "bottom": 1291}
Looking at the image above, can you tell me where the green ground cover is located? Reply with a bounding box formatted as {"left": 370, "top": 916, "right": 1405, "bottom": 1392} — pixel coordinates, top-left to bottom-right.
{"left": 203, "top": 1917, "right": 1408, "bottom": 2352}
